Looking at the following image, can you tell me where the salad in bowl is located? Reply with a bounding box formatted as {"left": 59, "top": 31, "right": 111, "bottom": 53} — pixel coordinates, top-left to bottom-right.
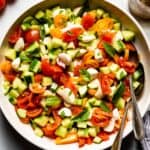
{"left": 0, "top": 5, "right": 144, "bottom": 148}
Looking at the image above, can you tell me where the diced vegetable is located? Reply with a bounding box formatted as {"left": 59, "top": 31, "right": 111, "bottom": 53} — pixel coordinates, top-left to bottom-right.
{"left": 45, "top": 96, "right": 61, "bottom": 107}
{"left": 113, "top": 40, "right": 125, "bottom": 53}
{"left": 58, "top": 107, "right": 72, "bottom": 117}
{"left": 77, "top": 129, "right": 89, "bottom": 137}
{"left": 51, "top": 83, "right": 58, "bottom": 92}
{"left": 100, "top": 66, "right": 110, "bottom": 74}
{"left": 133, "top": 69, "right": 143, "bottom": 80}
{"left": 103, "top": 43, "right": 116, "bottom": 58}
{"left": 93, "top": 136, "right": 102, "bottom": 143}
{"left": 42, "top": 76, "right": 52, "bottom": 86}
{"left": 112, "top": 82, "right": 125, "bottom": 104}
{"left": 29, "top": 59, "right": 41, "bottom": 73}
{"left": 116, "top": 68, "right": 127, "bottom": 80}
{"left": 72, "top": 109, "right": 90, "bottom": 122}
{"left": 62, "top": 118, "right": 73, "bottom": 128}
{"left": 115, "top": 97, "right": 125, "bottom": 109}
{"left": 33, "top": 116, "right": 49, "bottom": 127}
{"left": 22, "top": 71, "right": 34, "bottom": 84}
{"left": 25, "top": 42, "right": 39, "bottom": 53}
{"left": 12, "top": 77, "right": 27, "bottom": 93}
{"left": 122, "top": 30, "right": 135, "bottom": 42}
{"left": 77, "top": 121, "right": 87, "bottom": 128}
{"left": 5, "top": 49, "right": 16, "bottom": 60}
{"left": 78, "top": 85, "right": 88, "bottom": 98}
{"left": 17, "top": 108, "right": 27, "bottom": 118}
{"left": 133, "top": 81, "right": 140, "bottom": 90}
{"left": 55, "top": 126, "right": 68, "bottom": 138}
{"left": 34, "top": 127, "right": 44, "bottom": 137}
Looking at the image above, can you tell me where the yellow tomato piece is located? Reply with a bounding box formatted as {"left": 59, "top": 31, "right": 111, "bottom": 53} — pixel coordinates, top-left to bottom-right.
{"left": 90, "top": 18, "right": 113, "bottom": 34}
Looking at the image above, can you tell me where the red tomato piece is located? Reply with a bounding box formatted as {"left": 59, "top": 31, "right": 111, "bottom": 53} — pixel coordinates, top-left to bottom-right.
{"left": 117, "top": 57, "right": 136, "bottom": 73}
{"left": 98, "top": 73, "right": 114, "bottom": 95}
{"left": 4, "top": 74, "right": 16, "bottom": 82}
{"left": 82, "top": 13, "right": 95, "bottom": 30}
{"left": 98, "top": 131, "right": 110, "bottom": 141}
{"left": 24, "top": 29, "right": 40, "bottom": 44}
{"left": 63, "top": 27, "right": 83, "bottom": 42}
{"left": 78, "top": 138, "right": 86, "bottom": 147}
{"left": 34, "top": 74, "right": 43, "bottom": 83}
{"left": 41, "top": 59, "right": 63, "bottom": 77}
{"left": 71, "top": 106, "right": 83, "bottom": 116}
{"left": 101, "top": 32, "right": 115, "bottom": 43}
{"left": 0, "top": 0, "right": 6, "bottom": 10}
{"left": 27, "top": 108, "right": 43, "bottom": 118}
{"left": 8, "top": 27, "right": 22, "bottom": 44}
{"left": 42, "top": 111, "right": 62, "bottom": 138}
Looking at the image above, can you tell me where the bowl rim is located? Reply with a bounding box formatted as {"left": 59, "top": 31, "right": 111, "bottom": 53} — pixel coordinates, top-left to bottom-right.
{"left": 0, "top": 0, "right": 150, "bottom": 150}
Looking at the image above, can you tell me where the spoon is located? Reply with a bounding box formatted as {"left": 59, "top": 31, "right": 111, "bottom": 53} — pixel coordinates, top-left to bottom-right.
{"left": 123, "top": 49, "right": 145, "bottom": 140}
{"left": 111, "top": 49, "right": 145, "bottom": 150}
{"left": 111, "top": 101, "right": 132, "bottom": 150}
{"left": 129, "top": 74, "right": 145, "bottom": 140}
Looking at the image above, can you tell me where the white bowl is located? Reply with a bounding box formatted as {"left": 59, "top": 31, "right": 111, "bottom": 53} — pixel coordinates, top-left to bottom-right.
{"left": 0, "top": 0, "right": 150, "bottom": 149}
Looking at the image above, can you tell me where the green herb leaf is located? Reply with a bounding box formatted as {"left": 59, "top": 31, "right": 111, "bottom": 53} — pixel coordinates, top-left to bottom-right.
{"left": 112, "top": 81, "right": 125, "bottom": 104}
{"left": 103, "top": 42, "right": 116, "bottom": 58}
{"left": 80, "top": 69, "right": 91, "bottom": 82}
{"left": 72, "top": 108, "right": 90, "bottom": 122}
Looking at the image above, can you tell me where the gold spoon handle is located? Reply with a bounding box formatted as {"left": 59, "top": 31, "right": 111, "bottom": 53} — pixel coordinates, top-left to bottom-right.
{"left": 129, "top": 75, "right": 145, "bottom": 140}
{"left": 111, "top": 101, "right": 131, "bottom": 150}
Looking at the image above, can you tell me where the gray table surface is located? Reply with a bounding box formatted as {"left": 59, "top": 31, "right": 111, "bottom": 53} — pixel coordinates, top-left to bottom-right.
{"left": 0, "top": 0, "right": 149, "bottom": 150}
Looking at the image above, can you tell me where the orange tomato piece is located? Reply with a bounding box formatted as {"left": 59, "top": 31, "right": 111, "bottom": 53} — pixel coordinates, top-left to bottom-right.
{"left": 71, "top": 106, "right": 83, "bottom": 116}
{"left": 98, "top": 131, "right": 110, "bottom": 141}
{"left": 0, "top": 60, "right": 13, "bottom": 74}
{"left": 54, "top": 14, "right": 67, "bottom": 28}
{"left": 29, "top": 83, "right": 46, "bottom": 94}
{"left": 78, "top": 138, "right": 86, "bottom": 147}
{"left": 50, "top": 27, "right": 63, "bottom": 39}
{"left": 27, "top": 108, "right": 43, "bottom": 118}
{"left": 34, "top": 74, "right": 43, "bottom": 83}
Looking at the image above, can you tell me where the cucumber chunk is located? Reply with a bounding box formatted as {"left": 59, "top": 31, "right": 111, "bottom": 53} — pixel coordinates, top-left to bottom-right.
{"left": 45, "top": 96, "right": 61, "bottom": 107}
{"left": 8, "top": 89, "right": 20, "bottom": 98}
{"left": 42, "top": 77, "right": 52, "bottom": 86}
{"left": 22, "top": 71, "right": 34, "bottom": 84}
{"left": 116, "top": 68, "right": 127, "bottom": 80}
{"left": 12, "top": 77, "right": 27, "bottom": 93}
{"left": 5, "top": 49, "right": 16, "bottom": 60}
{"left": 112, "top": 82, "right": 125, "bottom": 104}
{"left": 88, "top": 128, "right": 97, "bottom": 137}
{"left": 55, "top": 126, "right": 68, "bottom": 138}
{"left": 77, "top": 121, "right": 87, "bottom": 128}
{"left": 34, "top": 127, "right": 44, "bottom": 137}
{"left": 33, "top": 116, "right": 49, "bottom": 127}
{"left": 77, "top": 129, "right": 89, "bottom": 138}
{"left": 29, "top": 59, "right": 41, "bottom": 73}
{"left": 17, "top": 108, "right": 27, "bottom": 118}
{"left": 93, "top": 136, "right": 102, "bottom": 144}
{"left": 122, "top": 30, "right": 135, "bottom": 42}
{"left": 113, "top": 40, "right": 125, "bottom": 53}
{"left": 62, "top": 118, "right": 73, "bottom": 128}
{"left": 115, "top": 97, "right": 125, "bottom": 109}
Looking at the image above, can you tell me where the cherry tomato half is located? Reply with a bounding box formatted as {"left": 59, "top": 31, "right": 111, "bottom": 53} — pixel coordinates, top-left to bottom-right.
{"left": 8, "top": 27, "right": 22, "bottom": 44}
{"left": 24, "top": 29, "right": 40, "bottom": 44}
{"left": 82, "top": 13, "right": 95, "bottom": 30}
{"left": 63, "top": 27, "right": 83, "bottom": 43}
{"left": 0, "top": 0, "right": 6, "bottom": 10}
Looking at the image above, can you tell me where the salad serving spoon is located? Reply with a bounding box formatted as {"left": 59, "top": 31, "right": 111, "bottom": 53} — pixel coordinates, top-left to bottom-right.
{"left": 111, "top": 49, "right": 145, "bottom": 150}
